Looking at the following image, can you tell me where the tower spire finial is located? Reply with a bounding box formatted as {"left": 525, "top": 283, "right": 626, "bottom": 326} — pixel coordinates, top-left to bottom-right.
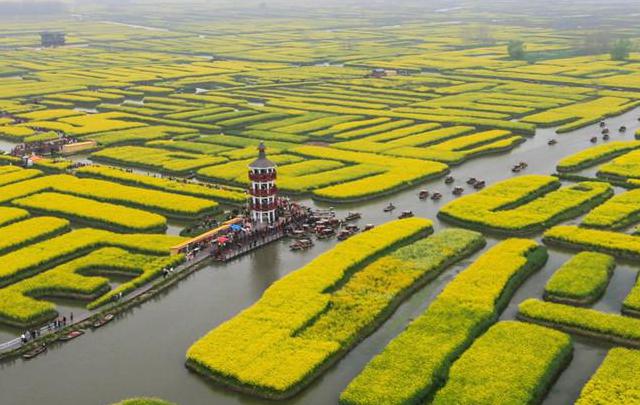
{"left": 258, "top": 141, "right": 266, "bottom": 159}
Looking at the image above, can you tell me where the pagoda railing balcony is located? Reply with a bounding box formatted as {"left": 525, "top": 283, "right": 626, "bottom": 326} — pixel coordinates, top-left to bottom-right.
{"left": 250, "top": 187, "right": 277, "bottom": 197}
{"left": 250, "top": 202, "right": 278, "bottom": 211}
{"left": 249, "top": 172, "right": 276, "bottom": 182}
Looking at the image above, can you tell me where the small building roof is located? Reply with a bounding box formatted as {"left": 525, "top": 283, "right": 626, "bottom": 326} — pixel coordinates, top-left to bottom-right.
{"left": 40, "top": 31, "right": 65, "bottom": 37}
{"left": 249, "top": 141, "right": 276, "bottom": 169}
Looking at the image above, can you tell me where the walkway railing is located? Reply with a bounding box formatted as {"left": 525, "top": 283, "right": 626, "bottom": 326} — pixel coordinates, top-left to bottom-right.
{"left": 214, "top": 229, "right": 285, "bottom": 262}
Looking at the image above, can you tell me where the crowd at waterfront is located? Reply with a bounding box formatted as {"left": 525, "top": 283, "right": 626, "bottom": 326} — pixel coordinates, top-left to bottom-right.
{"left": 182, "top": 199, "right": 311, "bottom": 262}
{"left": 19, "top": 313, "right": 73, "bottom": 344}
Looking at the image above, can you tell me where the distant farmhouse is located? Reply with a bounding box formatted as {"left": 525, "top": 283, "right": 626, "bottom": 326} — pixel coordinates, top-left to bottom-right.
{"left": 40, "top": 31, "right": 65, "bottom": 47}
{"left": 368, "top": 68, "right": 412, "bottom": 78}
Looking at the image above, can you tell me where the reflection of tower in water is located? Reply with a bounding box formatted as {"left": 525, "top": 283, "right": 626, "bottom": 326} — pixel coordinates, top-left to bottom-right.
{"left": 248, "top": 239, "right": 282, "bottom": 296}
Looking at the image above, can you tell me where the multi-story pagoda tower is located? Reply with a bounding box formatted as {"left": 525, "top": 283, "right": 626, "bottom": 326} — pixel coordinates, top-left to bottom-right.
{"left": 248, "top": 142, "right": 277, "bottom": 224}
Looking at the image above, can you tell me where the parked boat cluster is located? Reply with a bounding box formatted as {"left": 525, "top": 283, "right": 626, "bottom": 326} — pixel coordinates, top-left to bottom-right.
{"left": 288, "top": 209, "right": 375, "bottom": 250}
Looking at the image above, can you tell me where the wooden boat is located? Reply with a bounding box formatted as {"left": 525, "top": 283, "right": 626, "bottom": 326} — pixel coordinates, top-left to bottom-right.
{"left": 452, "top": 187, "right": 464, "bottom": 196}
{"left": 620, "top": 126, "right": 627, "bottom": 133}
{"left": 337, "top": 230, "right": 353, "bottom": 241}
{"left": 444, "top": 176, "right": 455, "bottom": 184}
{"left": 431, "top": 192, "right": 442, "bottom": 201}
{"left": 548, "top": 139, "right": 557, "bottom": 145}
{"left": 512, "top": 162, "right": 528, "bottom": 173}
{"left": 290, "top": 239, "right": 313, "bottom": 251}
{"left": 474, "top": 181, "right": 486, "bottom": 190}
{"left": 58, "top": 330, "right": 84, "bottom": 342}
{"left": 314, "top": 220, "right": 334, "bottom": 232}
{"left": 344, "top": 212, "right": 361, "bottom": 222}
{"left": 590, "top": 136, "right": 598, "bottom": 143}
{"left": 466, "top": 177, "right": 477, "bottom": 185}
{"left": 22, "top": 344, "right": 47, "bottom": 360}
{"left": 92, "top": 314, "right": 114, "bottom": 329}
{"left": 601, "top": 128, "right": 610, "bottom": 135}
{"left": 363, "top": 224, "right": 375, "bottom": 232}
{"left": 603, "top": 134, "right": 610, "bottom": 141}
{"left": 599, "top": 121, "right": 606, "bottom": 127}
{"left": 316, "top": 228, "right": 335, "bottom": 239}
{"left": 398, "top": 210, "right": 414, "bottom": 219}
{"left": 383, "top": 203, "right": 396, "bottom": 212}
{"left": 345, "top": 224, "right": 360, "bottom": 232}
{"left": 418, "top": 190, "right": 429, "bottom": 200}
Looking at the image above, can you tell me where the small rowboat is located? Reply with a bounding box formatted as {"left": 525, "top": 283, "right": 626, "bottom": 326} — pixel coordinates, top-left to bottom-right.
{"left": 337, "top": 230, "right": 353, "bottom": 241}
{"left": 398, "top": 210, "right": 414, "bottom": 219}
{"left": 58, "top": 330, "right": 84, "bottom": 342}
{"left": 444, "top": 176, "right": 455, "bottom": 184}
{"left": 344, "top": 212, "right": 361, "bottom": 222}
{"left": 418, "top": 190, "right": 429, "bottom": 200}
{"left": 383, "top": 203, "right": 396, "bottom": 212}
{"left": 92, "top": 314, "right": 114, "bottom": 329}
{"left": 512, "top": 161, "right": 528, "bottom": 173}
{"left": 548, "top": 139, "right": 557, "bottom": 145}
{"left": 290, "top": 239, "right": 313, "bottom": 251}
{"left": 345, "top": 224, "right": 359, "bottom": 232}
{"left": 316, "top": 228, "right": 335, "bottom": 239}
{"left": 23, "top": 344, "right": 47, "bottom": 360}
{"left": 363, "top": 224, "right": 375, "bottom": 231}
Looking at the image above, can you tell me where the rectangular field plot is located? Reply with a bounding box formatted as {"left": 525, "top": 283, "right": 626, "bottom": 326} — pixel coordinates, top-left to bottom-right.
{"left": 431, "top": 321, "right": 572, "bottom": 405}
{"left": 576, "top": 348, "right": 640, "bottom": 404}
{"left": 90, "top": 145, "right": 227, "bottom": 174}
{"left": 12, "top": 192, "right": 168, "bottom": 233}
{"left": 0, "top": 172, "right": 220, "bottom": 218}
{"left": 439, "top": 175, "right": 613, "bottom": 234}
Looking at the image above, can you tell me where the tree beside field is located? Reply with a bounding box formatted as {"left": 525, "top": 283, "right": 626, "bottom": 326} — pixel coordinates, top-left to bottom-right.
{"left": 611, "top": 38, "right": 633, "bottom": 61}
{"left": 507, "top": 40, "right": 526, "bottom": 60}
